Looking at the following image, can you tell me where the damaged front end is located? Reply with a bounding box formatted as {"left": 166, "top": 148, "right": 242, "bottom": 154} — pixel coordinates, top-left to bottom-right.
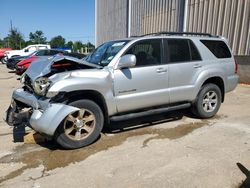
{"left": 6, "top": 99, "right": 31, "bottom": 126}
{"left": 6, "top": 55, "right": 100, "bottom": 136}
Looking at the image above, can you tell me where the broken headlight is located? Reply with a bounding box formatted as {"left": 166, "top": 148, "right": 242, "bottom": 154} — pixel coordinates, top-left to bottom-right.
{"left": 33, "top": 77, "right": 51, "bottom": 96}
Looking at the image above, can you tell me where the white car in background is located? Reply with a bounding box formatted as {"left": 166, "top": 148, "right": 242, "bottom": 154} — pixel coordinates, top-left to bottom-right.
{"left": 3, "top": 44, "right": 51, "bottom": 63}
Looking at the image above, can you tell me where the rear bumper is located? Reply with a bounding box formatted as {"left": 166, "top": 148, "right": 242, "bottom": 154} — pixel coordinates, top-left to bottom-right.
{"left": 6, "top": 88, "right": 79, "bottom": 136}
{"left": 226, "top": 74, "right": 239, "bottom": 92}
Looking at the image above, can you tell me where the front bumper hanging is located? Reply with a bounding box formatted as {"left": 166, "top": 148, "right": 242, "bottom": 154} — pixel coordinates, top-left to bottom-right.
{"left": 6, "top": 88, "right": 80, "bottom": 136}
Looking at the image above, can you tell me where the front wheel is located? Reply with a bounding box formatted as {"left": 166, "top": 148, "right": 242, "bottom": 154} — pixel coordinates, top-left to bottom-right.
{"left": 55, "top": 99, "right": 104, "bottom": 149}
{"left": 1, "top": 57, "right": 7, "bottom": 64}
{"left": 192, "top": 84, "right": 222, "bottom": 118}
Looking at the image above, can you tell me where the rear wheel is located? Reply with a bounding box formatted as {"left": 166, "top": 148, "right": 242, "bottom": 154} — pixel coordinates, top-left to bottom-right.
{"left": 55, "top": 100, "right": 104, "bottom": 149}
{"left": 192, "top": 84, "right": 221, "bottom": 118}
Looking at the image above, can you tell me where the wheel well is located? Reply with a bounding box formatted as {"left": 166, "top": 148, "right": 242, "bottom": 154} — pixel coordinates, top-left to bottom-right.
{"left": 66, "top": 90, "right": 109, "bottom": 124}
{"left": 202, "top": 77, "right": 225, "bottom": 102}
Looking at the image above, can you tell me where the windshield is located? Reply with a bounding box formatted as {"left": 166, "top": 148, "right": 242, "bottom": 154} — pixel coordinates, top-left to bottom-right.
{"left": 85, "top": 40, "right": 129, "bottom": 66}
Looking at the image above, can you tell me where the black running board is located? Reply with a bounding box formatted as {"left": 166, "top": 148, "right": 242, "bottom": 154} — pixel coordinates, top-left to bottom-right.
{"left": 110, "top": 103, "right": 191, "bottom": 122}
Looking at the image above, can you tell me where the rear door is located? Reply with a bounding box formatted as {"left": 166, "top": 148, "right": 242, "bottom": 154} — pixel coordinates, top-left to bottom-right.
{"left": 166, "top": 39, "right": 203, "bottom": 103}
{"left": 113, "top": 39, "right": 169, "bottom": 113}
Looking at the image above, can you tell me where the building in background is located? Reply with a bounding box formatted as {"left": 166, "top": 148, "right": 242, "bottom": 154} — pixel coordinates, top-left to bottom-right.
{"left": 95, "top": 0, "right": 250, "bottom": 55}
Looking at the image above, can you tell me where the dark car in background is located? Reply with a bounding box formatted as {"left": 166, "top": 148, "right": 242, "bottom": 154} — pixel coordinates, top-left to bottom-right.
{"left": 15, "top": 49, "right": 66, "bottom": 75}
{"left": 6, "top": 51, "right": 37, "bottom": 70}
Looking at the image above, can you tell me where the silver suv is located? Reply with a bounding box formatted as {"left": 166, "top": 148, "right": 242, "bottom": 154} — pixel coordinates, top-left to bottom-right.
{"left": 6, "top": 32, "right": 239, "bottom": 149}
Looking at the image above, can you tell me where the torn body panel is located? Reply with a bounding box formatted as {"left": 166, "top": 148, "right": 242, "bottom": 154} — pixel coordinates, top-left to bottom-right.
{"left": 6, "top": 88, "right": 80, "bottom": 136}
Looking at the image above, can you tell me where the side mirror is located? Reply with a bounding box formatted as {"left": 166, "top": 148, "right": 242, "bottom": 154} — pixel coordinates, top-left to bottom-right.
{"left": 117, "top": 54, "right": 136, "bottom": 69}
{"left": 24, "top": 49, "right": 29, "bottom": 52}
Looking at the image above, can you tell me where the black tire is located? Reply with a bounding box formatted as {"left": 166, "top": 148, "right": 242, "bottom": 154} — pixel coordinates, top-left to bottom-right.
{"left": 0, "top": 57, "right": 6, "bottom": 64}
{"left": 55, "top": 99, "right": 104, "bottom": 149}
{"left": 192, "top": 84, "right": 222, "bottom": 118}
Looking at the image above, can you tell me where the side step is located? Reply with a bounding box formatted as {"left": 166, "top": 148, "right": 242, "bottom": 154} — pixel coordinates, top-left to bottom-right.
{"left": 110, "top": 103, "right": 191, "bottom": 122}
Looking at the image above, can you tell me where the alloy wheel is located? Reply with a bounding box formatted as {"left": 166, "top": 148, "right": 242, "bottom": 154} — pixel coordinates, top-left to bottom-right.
{"left": 63, "top": 109, "right": 96, "bottom": 141}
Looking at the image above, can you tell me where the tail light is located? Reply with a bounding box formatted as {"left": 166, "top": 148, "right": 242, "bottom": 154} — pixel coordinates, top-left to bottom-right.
{"left": 234, "top": 59, "right": 238, "bottom": 74}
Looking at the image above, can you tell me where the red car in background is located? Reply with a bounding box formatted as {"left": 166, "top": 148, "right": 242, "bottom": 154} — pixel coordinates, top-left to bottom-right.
{"left": 0, "top": 48, "right": 12, "bottom": 63}
{"left": 16, "top": 49, "right": 65, "bottom": 75}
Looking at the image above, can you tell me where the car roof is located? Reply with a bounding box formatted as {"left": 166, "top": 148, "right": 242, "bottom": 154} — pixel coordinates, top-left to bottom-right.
{"left": 37, "top": 49, "right": 64, "bottom": 52}
{"left": 112, "top": 32, "right": 223, "bottom": 42}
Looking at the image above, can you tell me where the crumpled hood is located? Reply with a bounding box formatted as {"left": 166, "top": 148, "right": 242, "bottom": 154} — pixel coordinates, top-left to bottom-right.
{"left": 25, "top": 55, "right": 101, "bottom": 81}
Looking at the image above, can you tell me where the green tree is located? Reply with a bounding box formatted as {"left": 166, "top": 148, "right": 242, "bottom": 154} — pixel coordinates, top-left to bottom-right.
{"left": 86, "top": 42, "right": 95, "bottom": 48}
{"left": 66, "top": 41, "right": 73, "bottom": 49}
{"left": 73, "top": 41, "right": 83, "bottom": 52}
{"left": 0, "top": 38, "right": 3, "bottom": 48}
{"left": 5, "top": 28, "right": 25, "bottom": 49}
{"left": 86, "top": 42, "right": 95, "bottom": 53}
{"left": 29, "top": 30, "right": 47, "bottom": 44}
{"left": 50, "top": 35, "right": 65, "bottom": 48}
{"left": 25, "top": 40, "right": 33, "bottom": 46}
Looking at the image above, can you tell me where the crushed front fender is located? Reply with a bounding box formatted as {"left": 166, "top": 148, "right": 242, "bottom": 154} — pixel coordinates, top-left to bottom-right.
{"left": 30, "top": 103, "right": 79, "bottom": 136}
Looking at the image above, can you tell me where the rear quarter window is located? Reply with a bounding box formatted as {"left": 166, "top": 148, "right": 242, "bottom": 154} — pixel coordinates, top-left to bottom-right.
{"left": 200, "top": 40, "right": 232, "bottom": 58}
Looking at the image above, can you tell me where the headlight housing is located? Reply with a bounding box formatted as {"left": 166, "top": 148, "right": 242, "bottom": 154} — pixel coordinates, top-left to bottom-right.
{"left": 33, "top": 77, "right": 51, "bottom": 96}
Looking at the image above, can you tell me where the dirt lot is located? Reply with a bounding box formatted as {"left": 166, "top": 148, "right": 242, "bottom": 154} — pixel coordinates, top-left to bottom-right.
{"left": 0, "top": 64, "right": 250, "bottom": 188}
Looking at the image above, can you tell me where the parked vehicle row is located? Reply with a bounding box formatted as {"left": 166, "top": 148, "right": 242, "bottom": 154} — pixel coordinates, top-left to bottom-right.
{"left": 5, "top": 32, "right": 238, "bottom": 149}
{"left": 0, "top": 48, "right": 12, "bottom": 64}
{"left": 5, "top": 49, "right": 86, "bottom": 75}
{"left": 2, "top": 44, "right": 51, "bottom": 64}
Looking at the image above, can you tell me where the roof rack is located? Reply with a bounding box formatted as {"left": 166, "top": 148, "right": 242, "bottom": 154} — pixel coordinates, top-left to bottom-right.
{"left": 131, "top": 32, "right": 216, "bottom": 38}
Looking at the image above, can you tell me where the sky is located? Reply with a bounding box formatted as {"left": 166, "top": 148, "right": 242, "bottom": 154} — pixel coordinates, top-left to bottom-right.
{"left": 0, "top": 0, "right": 95, "bottom": 44}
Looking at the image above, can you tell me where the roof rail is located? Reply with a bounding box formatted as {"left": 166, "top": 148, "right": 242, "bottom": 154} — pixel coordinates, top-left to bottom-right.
{"left": 131, "top": 32, "right": 217, "bottom": 38}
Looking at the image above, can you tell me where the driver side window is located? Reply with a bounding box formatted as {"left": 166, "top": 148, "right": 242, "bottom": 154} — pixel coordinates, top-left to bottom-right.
{"left": 125, "top": 39, "right": 162, "bottom": 67}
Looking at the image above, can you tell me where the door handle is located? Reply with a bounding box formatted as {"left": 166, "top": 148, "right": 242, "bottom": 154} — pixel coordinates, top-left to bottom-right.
{"left": 156, "top": 68, "right": 167, "bottom": 73}
{"left": 193, "top": 64, "right": 202, "bottom": 68}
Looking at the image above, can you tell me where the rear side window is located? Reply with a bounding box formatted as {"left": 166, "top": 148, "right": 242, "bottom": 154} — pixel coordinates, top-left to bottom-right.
{"left": 200, "top": 40, "right": 232, "bottom": 58}
{"left": 167, "top": 39, "right": 201, "bottom": 63}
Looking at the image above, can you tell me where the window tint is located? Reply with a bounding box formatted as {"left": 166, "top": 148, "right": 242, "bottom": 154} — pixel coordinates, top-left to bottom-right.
{"left": 200, "top": 40, "right": 232, "bottom": 58}
{"left": 167, "top": 39, "right": 201, "bottom": 63}
{"left": 168, "top": 39, "right": 190, "bottom": 62}
{"left": 189, "top": 40, "right": 201, "bottom": 61}
{"left": 125, "top": 39, "right": 161, "bottom": 66}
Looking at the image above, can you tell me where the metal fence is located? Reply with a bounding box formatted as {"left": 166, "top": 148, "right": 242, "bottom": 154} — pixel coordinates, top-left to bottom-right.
{"left": 186, "top": 0, "right": 250, "bottom": 55}
{"left": 95, "top": 0, "right": 128, "bottom": 46}
{"left": 96, "top": 0, "right": 250, "bottom": 55}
